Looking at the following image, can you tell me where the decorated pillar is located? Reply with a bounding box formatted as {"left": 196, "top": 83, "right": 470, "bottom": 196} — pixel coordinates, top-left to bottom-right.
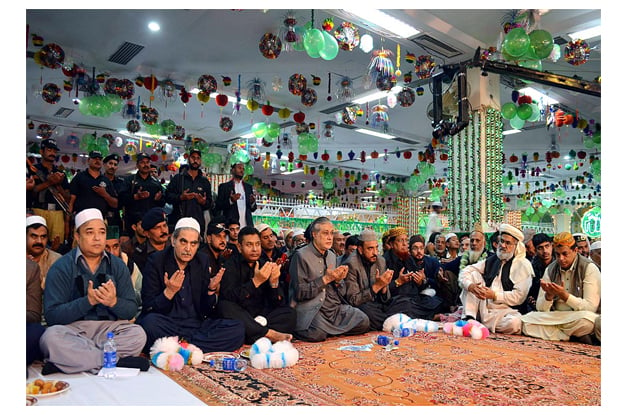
{"left": 449, "top": 106, "right": 504, "bottom": 231}
{"left": 396, "top": 195, "right": 421, "bottom": 237}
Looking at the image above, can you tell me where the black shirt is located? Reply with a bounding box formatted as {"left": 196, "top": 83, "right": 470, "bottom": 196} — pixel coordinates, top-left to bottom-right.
{"left": 69, "top": 169, "right": 116, "bottom": 216}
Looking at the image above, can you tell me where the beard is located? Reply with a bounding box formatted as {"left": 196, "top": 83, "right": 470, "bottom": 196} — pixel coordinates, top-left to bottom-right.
{"left": 468, "top": 249, "right": 483, "bottom": 263}
{"left": 395, "top": 250, "right": 411, "bottom": 261}
{"left": 496, "top": 248, "right": 514, "bottom": 261}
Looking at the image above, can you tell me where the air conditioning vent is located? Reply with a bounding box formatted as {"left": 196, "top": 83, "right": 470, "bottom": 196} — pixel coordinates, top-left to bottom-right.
{"left": 108, "top": 42, "right": 144, "bottom": 65}
{"left": 409, "top": 34, "right": 463, "bottom": 59}
{"left": 53, "top": 107, "right": 74, "bottom": 118}
{"left": 553, "top": 36, "right": 568, "bottom": 45}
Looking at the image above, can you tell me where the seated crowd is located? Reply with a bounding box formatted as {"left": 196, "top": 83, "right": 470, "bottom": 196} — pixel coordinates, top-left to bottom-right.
{"left": 26, "top": 144, "right": 601, "bottom": 377}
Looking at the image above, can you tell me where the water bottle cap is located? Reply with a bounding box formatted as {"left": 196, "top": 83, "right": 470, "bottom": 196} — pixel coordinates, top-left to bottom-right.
{"left": 107, "top": 331, "right": 114, "bottom": 339}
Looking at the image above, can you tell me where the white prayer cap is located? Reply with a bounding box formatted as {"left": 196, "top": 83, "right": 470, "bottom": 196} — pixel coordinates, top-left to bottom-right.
{"left": 359, "top": 229, "right": 378, "bottom": 242}
{"left": 499, "top": 224, "right": 524, "bottom": 242}
{"left": 431, "top": 201, "right": 443, "bottom": 208}
{"left": 26, "top": 215, "right": 47, "bottom": 228}
{"left": 175, "top": 217, "right": 200, "bottom": 234}
{"left": 75, "top": 208, "right": 104, "bottom": 229}
{"left": 255, "top": 223, "right": 272, "bottom": 234}
{"left": 590, "top": 241, "right": 601, "bottom": 250}
{"left": 292, "top": 228, "right": 305, "bottom": 237}
{"left": 445, "top": 232, "right": 458, "bottom": 242}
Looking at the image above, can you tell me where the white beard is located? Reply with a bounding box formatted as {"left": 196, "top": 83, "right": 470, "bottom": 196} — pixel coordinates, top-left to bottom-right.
{"left": 468, "top": 249, "right": 482, "bottom": 263}
{"left": 496, "top": 249, "right": 514, "bottom": 262}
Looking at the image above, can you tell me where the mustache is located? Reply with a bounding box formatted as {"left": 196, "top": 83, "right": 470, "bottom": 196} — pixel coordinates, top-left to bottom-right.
{"left": 32, "top": 243, "right": 44, "bottom": 248}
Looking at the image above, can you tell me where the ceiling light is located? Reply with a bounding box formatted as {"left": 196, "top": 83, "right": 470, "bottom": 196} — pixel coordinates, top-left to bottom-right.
{"left": 188, "top": 88, "right": 248, "bottom": 105}
{"left": 502, "top": 129, "right": 522, "bottom": 136}
{"left": 344, "top": 9, "right": 420, "bottom": 38}
{"left": 568, "top": 25, "right": 600, "bottom": 40}
{"left": 352, "top": 90, "right": 389, "bottom": 104}
{"left": 148, "top": 22, "right": 160, "bottom": 32}
{"left": 518, "top": 87, "right": 559, "bottom": 106}
{"left": 355, "top": 128, "right": 395, "bottom": 139}
{"left": 240, "top": 133, "right": 255, "bottom": 139}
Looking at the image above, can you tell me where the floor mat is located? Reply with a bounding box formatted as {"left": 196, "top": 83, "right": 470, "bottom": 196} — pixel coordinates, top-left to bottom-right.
{"left": 163, "top": 331, "right": 601, "bottom": 406}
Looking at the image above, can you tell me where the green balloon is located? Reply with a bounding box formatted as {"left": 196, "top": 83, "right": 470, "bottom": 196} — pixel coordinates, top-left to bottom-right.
{"left": 160, "top": 119, "right": 176, "bottom": 135}
{"left": 583, "top": 137, "right": 595, "bottom": 149}
{"left": 525, "top": 206, "right": 535, "bottom": 216}
{"left": 303, "top": 28, "right": 325, "bottom": 58}
{"left": 509, "top": 115, "right": 525, "bottom": 129}
{"left": 80, "top": 133, "right": 95, "bottom": 151}
{"left": 292, "top": 26, "right": 306, "bottom": 51}
{"left": 502, "top": 28, "right": 530, "bottom": 57}
{"left": 518, "top": 58, "right": 542, "bottom": 71}
{"left": 517, "top": 103, "right": 533, "bottom": 120}
{"left": 501, "top": 102, "right": 518, "bottom": 120}
{"left": 319, "top": 30, "right": 339, "bottom": 60}
{"left": 107, "top": 94, "right": 124, "bottom": 112}
{"left": 592, "top": 130, "right": 601, "bottom": 144}
{"left": 251, "top": 122, "right": 267, "bottom": 138}
{"left": 528, "top": 103, "right": 541, "bottom": 122}
{"left": 244, "top": 163, "right": 254, "bottom": 177}
{"left": 266, "top": 122, "right": 280, "bottom": 139}
{"left": 529, "top": 29, "right": 554, "bottom": 59}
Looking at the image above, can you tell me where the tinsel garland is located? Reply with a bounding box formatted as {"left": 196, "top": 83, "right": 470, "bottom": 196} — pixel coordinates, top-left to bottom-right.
{"left": 449, "top": 106, "right": 503, "bottom": 231}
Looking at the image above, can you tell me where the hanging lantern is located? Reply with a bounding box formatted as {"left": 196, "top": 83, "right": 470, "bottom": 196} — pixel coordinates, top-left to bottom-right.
{"left": 215, "top": 93, "right": 229, "bottom": 107}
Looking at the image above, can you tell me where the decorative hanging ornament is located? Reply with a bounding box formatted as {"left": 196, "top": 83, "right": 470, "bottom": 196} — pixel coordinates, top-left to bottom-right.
{"left": 334, "top": 22, "right": 360, "bottom": 51}
{"left": 142, "top": 107, "right": 159, "bottom": 125}
{"left": 415, "top": 55, "right": 437, "bottom": 79}
{"left": 198, "top": 74, "right": 217, "bottom": 94}
{"left": 219, "top": 117, "right": 234, "bottom": 132}
{"left": 280, "top": 12, "right": 299, "bottom": 50}
{"left": 564, "top": 39, "right": 590, "bottom": 66}
{"left": 300, "top": 88, "right": 317, "bottom": 107}
{"left": 143, "top": 75, "right": 159, "bottom": 102}
{"left": 41, "top": 83, "right": 61, "bottom": 104}
{"left": 366, "top": 48, "right": 394, "bottom": 89}
{"left": 370, "top": 105, "right": 389, "bottom": 131}
{"left": 397, "top": 87, "right": 416, "bottom": 107}
{"left": 246, "top": 77, "right": 266, "bottom": 102}
{"left": 37, "top": 124, "right": 53, "bottom": 139}
{"left": 342, "top": 106, "right": 357, "bottom": 125}
{"left": 37, "top": 43, "right": 65, "bottom": 69}
{"left": 272, "top": 76, "right": 283, "bottom": 92}
{"left": 259, "top": 33, "right": 282, "bottom": 59}
{"left": 288, "top": 74, "right": 307, "bottom": 96}
{"left": 335, "top": 76, "right": 354, "bottom": 101}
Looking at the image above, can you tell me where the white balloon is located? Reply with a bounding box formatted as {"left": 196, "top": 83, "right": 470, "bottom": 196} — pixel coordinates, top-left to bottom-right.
{"left": 115, "top": 136, "right": 124, "bottom": 147}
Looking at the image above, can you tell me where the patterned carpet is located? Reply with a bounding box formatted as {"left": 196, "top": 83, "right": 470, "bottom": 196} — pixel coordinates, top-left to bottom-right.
{"left": 162, "top": 331, "right": 601, "bottom": 406}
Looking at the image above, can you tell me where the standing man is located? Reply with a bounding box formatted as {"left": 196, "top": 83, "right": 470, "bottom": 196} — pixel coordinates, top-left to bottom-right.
{"left": 219, "top": 226, "right": 296, "bottom": 344}
{"left": 131, "top": 207, "right": 170, "bottom": 273}
{"left": 138, "top": 217, "right": 245, "bottom": 353}
{"left": 344, "top": 230, "right": 395, "bottom": 331}
{"left": 102, "top": 153, "right": 127, "bottom": 238}
{"left": 572, "top": 233, "right": 591, "bottom": 258}
{"left": 520, "top": 232, "right": 600, "bottom": 343}
{"left": 165, "top": 148, "right": 214, "bottom": 239}
{"left": 39, "top": 208, "right": 148, "bottom": 375}
{"left": 26, "top": 215, "right": 62, "bottom": 289}
{"left": 215, "top": 161, "right": 257, "bottom": 228}
{"left": 288, "top": 217, "right": 369, "bottom": 342}
{"left": 29, "top": 138, "right": 71, "bottom": 245}
{"left": 68, "top": 150, "right": 118, "bottom": 219}
{"left": 458, "top": 224, "right": 533, "bottom": 334}
{"left": 425, "top": 201, "right": 444, "bottom": 243}
{"left": 121, "top": 153, "right": 165, "bottom": 235}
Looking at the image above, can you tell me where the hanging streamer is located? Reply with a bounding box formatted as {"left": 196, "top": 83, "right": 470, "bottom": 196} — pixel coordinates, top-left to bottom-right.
{"left": 396, "top": 44, "right": 401, "bottom": 76}
{"left": 327, "top": 72, "right": 332, "bottom": 102}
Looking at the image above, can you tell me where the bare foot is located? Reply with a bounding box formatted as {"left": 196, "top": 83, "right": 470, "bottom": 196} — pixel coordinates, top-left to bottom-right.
{"left": 265, "top": 329, "right": 293, "bottom": 343}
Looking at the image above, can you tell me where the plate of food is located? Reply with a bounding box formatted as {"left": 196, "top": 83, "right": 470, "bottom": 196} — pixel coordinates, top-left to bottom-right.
{"left": 202, "top": 352, "right": 240, "bottom": 363}
{"left": 239, "top": 348, "right": 251, "bottom": 359}
{"left": 26, "top": 379, "right": 70, "bottom": 397}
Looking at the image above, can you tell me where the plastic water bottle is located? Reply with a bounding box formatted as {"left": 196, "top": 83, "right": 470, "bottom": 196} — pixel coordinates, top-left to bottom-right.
{"left": 102, "top": 331, "right": 117, "bottom": 379}
{"left": 393, "top": 327, "right": 416, "bottom": 338}
{"left": 207, "top": 356, "right": 248, "bottom": 372}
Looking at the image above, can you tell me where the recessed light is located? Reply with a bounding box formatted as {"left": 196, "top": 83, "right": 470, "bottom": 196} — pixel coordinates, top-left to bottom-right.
{"left": 148, "top": 22, "right": 160, "bottom": 32}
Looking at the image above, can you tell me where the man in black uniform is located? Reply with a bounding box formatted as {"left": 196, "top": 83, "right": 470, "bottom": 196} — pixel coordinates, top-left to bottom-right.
{"left": 165, "top": 148, "right": 214, "bottom": 239}
{"left": 68, "top": 151, "right": 118, "bottom": 219}
{"left": 130, "top": 207, "right": 170, "bottom": 273}
{"left": 200, "top": 222, "right": 231, "bottom": 289}
{"left": 121, "top": 153, "right": 165, "bottom": 234}
{"left": 103, "top": 153, "right": 128, "bottom": 238}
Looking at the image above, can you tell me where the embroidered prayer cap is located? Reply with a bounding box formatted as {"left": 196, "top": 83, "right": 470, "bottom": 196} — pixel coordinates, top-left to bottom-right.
{"left": 572, "top": 233, "right": 588, "bottom": 242}
{"left": 498, "top": 224, "right": 524, "bottom": 242}
{"left": 386, "top": 227, "right": 408, "bottom": 241}
{"left": 445, "top": 232, "right": 458, "bottom": 242}
{"left": 26, "top": 215, "right": 47, "bottom": 229}
{"left": 141, "top": 207, "right": 168, "bottom": 231}
{"left": 359, "top": 229, "right": 378, "bottom": 243}
{"left": 590, "top": 241, "right": 601, "bottom": 251}
{"left": 106, "top": 225, "right": 120, "bottom": 240}
{"left": 175, "top": 217, "right": 201, "bottom": 234}
{"left": 553, "top": 232, "right": 576, "bottom": 248}
{"left": 292, "top": 228, "right": 305, "bottom": 238}
{"left": 75, "top": 208, "right": 104, "bottom": 229}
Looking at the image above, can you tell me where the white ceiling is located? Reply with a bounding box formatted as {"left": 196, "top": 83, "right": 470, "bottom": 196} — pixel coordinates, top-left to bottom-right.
{"left": 25, "top": 8, "right": 601, "bottom": 208}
